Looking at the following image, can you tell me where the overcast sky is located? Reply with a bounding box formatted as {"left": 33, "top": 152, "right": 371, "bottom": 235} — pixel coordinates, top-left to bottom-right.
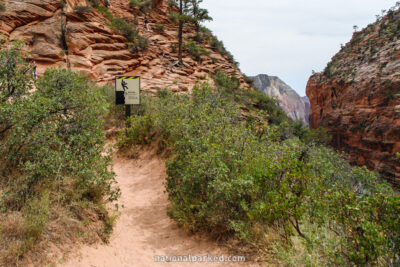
{"left": 202, "top": 0, "right": 398, "bottom": 96}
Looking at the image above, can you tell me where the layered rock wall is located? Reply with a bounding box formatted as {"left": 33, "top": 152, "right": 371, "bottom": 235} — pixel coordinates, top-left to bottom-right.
{"left": 306, "top": 9, "right": 400, "bottom": 185}
{"left": 0, "top": 0, "right": 248, "bottom": 92}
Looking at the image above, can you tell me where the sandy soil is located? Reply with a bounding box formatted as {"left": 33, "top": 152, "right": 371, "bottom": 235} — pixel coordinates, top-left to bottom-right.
{"left": 62, "top": 149, "right": 258, "bottom": 267}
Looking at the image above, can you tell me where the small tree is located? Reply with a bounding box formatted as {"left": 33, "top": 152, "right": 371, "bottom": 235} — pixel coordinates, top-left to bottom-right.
{"left": 171, "top": 0, "right": 211, "bottom": 65}
{"left": 176, "top": 0, "right": 191, "bottom": 65}
{"left": 188, "top": 0, "right": 212, "bottom": 34}
{"left": 353, "top": 25, "right": 359, "bottom": 32}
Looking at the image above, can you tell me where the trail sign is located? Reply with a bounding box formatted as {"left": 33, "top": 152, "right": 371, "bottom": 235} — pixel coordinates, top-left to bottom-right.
{"left": 115, "top": 76, "right": 140, "bottom": 105}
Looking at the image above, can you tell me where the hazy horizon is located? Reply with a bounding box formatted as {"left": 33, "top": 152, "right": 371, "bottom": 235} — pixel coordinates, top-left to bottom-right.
{"left": 202, "top": 0, "right": 398, "bottom": 96}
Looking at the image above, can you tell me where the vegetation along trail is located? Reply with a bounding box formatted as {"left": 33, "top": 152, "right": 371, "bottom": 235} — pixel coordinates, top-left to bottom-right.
{"left": 63, "top": 149, "right": 255, "bottom": 267}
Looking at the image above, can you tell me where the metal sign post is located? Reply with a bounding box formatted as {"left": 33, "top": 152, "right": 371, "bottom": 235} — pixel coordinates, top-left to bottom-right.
{"left": 115, "top": 76, "right": 141, "bottom": 130}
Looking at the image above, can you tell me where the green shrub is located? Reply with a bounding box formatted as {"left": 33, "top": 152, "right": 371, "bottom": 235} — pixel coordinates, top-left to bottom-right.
{"left": 128, "top": 36, "right": 149, "bottom": 53}
{"left": 194, "top": 26, "right": 213, "bottom": 43}
{"left": 213, "top": 70, "right": 240, "bottom": 91}
{"left": 0, "top": 44, "right": 119, "bottom": 263}
{"left": 183, "top": 40, "right": 209, "bottom": 61}
{"left": 87, "top": 0, "right": 99, "bottom": 8}
{"left": 210, "top": 36, "right": 235, "bottom": 64}
{"left": 0, "top": 2, "right": 5, "bottom": 12}
{"left": 23, "top": 193, "right": 49, "bottom": 246}
{"left": 154, "top": 24, "right": 165, "bottom": 33}
{"left": 170, "top": 43, "right": 177, "bottom": 53}
{"left": 100, "top": 10, "right": 146, "bottom": 50}
{"left": 137, "top": 35, "right": 149, "bottom": 50}
{"left": 169, "top": 11, "right": 179, "bottom": 23}
{"left": 74, "top": 5, "right": 92, "bottom": 13}
{"left": 129, "top": 0, "right": 152, "bottom": 12}
{"left": 110, "top": 17, "right": 137, "bottom": 42}
{"left": 168, "top": 0, "right": 177, "bottom": 8}
{"left": 119, "top": 72, "right": 400, "bottom": 266}
{"left": 96, "top": 5, "right": 113, "bottom": 20}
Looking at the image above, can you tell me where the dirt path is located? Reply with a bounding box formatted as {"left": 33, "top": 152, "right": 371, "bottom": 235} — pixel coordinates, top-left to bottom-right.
{"left": 63, "top": 150, "right": 256, "bottom": 266}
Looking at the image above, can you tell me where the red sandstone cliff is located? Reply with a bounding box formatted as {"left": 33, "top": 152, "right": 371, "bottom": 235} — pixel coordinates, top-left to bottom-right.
{"left": 306, "top": 8, "right": 400, "bottom": 185}
{"left": 0, "top": 0, "right": 248, "bottom": 92}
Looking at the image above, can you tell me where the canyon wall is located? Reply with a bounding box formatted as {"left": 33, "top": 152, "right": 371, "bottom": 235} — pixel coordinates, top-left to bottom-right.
{"left": 306, "top": 9, "right": 400, "bottom": 185}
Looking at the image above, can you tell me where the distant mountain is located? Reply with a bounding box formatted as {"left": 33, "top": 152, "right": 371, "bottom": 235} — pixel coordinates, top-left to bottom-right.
{"left": 249, "top": 74, "right": 309, "bottom": 124}
{"left": 302, "top": 96, "right": 310, "bottom": 124}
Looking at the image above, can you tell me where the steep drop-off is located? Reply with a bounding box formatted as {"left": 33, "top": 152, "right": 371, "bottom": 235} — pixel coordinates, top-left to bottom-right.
{"left": 0, "top": 0, "right": 248, "bottom": 92}
{"left": 250, "top": 74, "right": 309, "bottom": 124}
{"left": 307, "top": 9, "right": 400, "bottom": 185}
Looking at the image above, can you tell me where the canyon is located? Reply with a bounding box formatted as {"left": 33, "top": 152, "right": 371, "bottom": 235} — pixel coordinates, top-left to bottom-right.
{"left": 250, "top": 74, "right": 309, "bottom": 124}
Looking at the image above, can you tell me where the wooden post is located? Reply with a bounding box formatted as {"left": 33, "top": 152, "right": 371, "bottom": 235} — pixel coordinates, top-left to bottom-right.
{"left": 125, "top": 104, "right": 132, "bottom": 130}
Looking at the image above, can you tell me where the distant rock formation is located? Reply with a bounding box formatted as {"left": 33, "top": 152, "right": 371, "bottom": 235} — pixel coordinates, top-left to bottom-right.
{"left": 306, "top": 8, "right": 400, "bottom": 186}
{"left": 250, "top": 74, "right": 309, "bottom": 124}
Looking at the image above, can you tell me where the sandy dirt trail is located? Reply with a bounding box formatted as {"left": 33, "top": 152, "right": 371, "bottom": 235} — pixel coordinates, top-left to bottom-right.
{"left": 63, "top": 150, "right": 256, "bottom": 267}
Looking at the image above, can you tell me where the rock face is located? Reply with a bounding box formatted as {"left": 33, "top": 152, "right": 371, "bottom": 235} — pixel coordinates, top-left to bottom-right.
{"left": 302, "top": 96, "right": 310, "bottom": 123}
{"left": 0, "top": 0, "right": 248, "bottom": 92}
{"left": 250, "top": 74, "right": 309, "bottom": 124}
{"left": 306, "top": 9, "right": 400, "bottom": 186}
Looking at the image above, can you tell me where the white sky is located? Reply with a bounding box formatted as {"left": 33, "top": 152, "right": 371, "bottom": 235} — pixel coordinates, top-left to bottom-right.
{"left": 202, "top": 0, "right": 398, "bottom": 96}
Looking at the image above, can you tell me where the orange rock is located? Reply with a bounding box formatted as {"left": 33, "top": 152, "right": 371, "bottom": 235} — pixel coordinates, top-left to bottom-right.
{"left": 306, "top": 12, "right": 400, "bottom": 186}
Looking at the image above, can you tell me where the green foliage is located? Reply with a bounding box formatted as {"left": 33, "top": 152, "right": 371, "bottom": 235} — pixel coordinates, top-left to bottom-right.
{"left": 168, "top": 0, "right": 177, "bottom": 7}
{"left": 129, "top": 0, "right": 152, "bottom": 13}
{"left": 386, "top": 89, "right": 395, "bottom": 103}
{"left": 96, "top": 5, "right": 113, "bottom": 20}
{"left": 97, "top": 7, "right": 146, "bottom": 50}
{"left": 74, "top": 5, "right": 92, "bottom": 13}
{"left": 128, "top": 35, "right": 149, "bottom": 52}
{"left": 350, "top": 122, "right": 367, "bottom": 132}
{"left": 154, "top": 24, "right": 165, "bottom": 33}
{"left": 183, "top": 40, "right": 209, "bottom": 61}
{"left": 119, "top": 70, "right": 399, "bottom": 266}
{"left": 109, "top": 17, "right": 138, "bottom": 42}
{"left": 187, "top": 0, "right": 213, "bottom": 33}
{"left": 23, "top": 193, "right": 50, "bottom": 246}
{"left": 0, "top": 2, "right": 5, "bottom": 12}
{"left": 213, "top": 70, "right": 240, "bottom": 91}
{"left": 87, "top": 0, "right": 99, "bottom": 8}
{"left": 210, "top": 35, "right": 236, "bottom": 65}
{"left": 0, "top": 44, "right": 119, "bottom": 262}
{"left": 170, "top": 43, "right": 178, "bottom": 53}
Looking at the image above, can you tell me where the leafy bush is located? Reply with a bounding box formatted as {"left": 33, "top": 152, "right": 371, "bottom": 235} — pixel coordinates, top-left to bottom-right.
{"left": 183, "top": 40, "right": 210, "bottom": 61}
{"left": 109, "top": 17, "right": 138, "bottom": 42}
{"left": 129, "top": 0, "right": 152, "bottom": 12}
{"left": 0, "top": 2, "right": 5, "bottom": 12}
{"left": 98, "top": 8, "right": 146, "bottom": 51}
{"left": 87, "top": 0, "right": 99, "bottom": 7}
{"left": 119, "top": 72, "right": 400, "bottom": 266}
{"left": 154, "top": 24, "right": 165, "bottom": 34}
{"left": 128, "top": 36, "right": 149, "bottom": 52}
{"left": 210, "top": 35, "right": 236, "bottom": 64}
{"left": 96, "top": 5, "right": 113, "bottom": 20}
{"left": 0, "top": 44, "right": 119, "bottom": 264}
{"left": 74, "top": 5, "right": 92, "bottom": 13}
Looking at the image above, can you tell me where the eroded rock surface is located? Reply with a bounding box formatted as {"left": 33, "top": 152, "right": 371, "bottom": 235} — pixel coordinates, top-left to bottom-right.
{"left": 306, "top": 9, "right": 400, "bottom": 185}
{"left": 0, "top": 0, "right": 248, "bottom": 92}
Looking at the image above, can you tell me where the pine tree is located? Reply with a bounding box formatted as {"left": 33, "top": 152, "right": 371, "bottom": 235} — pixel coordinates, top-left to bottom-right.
{"left": 188, "top": 0, "right": 212, "bottom": 34}
{"left": 173, "top": 0, "right": 211, "bottom": 65}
